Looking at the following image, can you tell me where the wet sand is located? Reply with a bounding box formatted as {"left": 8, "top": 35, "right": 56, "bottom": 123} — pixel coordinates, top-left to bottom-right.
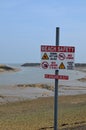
{"left": 0, "top": 85, "right": 54, "bottom": 104}
{"left": 0, "top": 66, "right": 86, "bottom": 104}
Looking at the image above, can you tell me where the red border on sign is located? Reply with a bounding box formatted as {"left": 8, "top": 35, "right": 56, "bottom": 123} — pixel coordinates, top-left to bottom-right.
{"left": 44, "top": 74, "right": 69, "bottom": 80}
{"left": 41, "top": 45, "right": 75, "bottom": 52}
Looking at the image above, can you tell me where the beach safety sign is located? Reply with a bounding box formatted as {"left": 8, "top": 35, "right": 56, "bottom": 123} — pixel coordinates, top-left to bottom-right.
{"left": 44, "top": 74, "right": 69, "bottom": 80}
{"left": 41, "top": 45, "right": 75, "bottom": 70}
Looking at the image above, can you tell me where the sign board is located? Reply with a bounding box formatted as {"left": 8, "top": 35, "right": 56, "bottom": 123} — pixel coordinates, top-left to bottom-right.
{"left": 41, "top": 45, "right": 75, "bottom": 70}
{"left": 45, "top": 74, "right": 69, "bottom": 80}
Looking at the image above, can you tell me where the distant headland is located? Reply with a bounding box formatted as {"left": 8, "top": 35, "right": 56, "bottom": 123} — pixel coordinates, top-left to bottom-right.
{"left": 21, "top": 63, "right": 40, "bottom": 67}
{"left": 75, "top": 63, "right": 86, "bottom": 67}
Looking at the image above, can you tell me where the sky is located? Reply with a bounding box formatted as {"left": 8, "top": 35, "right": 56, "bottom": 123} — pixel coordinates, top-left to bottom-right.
{"left": 0, "top": 0, "right": 86, "bottom": 63}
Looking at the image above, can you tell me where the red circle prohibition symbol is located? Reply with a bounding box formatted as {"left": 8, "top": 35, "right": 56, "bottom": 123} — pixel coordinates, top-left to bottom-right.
{"left": 41, "top": 61, "right": 49, "bottom": 69}
{"left": 58, "top": 53, "right": 65, "bottom": 60}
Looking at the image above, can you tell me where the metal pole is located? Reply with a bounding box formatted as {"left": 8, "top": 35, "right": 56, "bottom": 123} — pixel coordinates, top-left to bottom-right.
{"left": 54, "top": 27, "right": 59, "bottom": 130}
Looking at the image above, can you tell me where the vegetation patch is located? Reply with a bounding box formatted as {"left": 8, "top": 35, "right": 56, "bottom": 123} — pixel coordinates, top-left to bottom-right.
{"left": 0, "top": 95, "right": 86, "bottom": 129}
{"left": 17, "top": 83, "right": 54, "bottom": 91}
{"left": 78, "top": 77, "right": 86, "bottom": 82}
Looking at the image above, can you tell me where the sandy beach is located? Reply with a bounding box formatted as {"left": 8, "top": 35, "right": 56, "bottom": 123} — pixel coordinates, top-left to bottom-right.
{"left": 0, "top": 65, "right": 86, "bottom": 104}
{"left": 0, "top": 65, "right": 86, "bottom": 130}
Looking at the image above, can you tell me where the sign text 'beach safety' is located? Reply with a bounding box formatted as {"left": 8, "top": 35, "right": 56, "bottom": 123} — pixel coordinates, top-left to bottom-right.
{"left": 41, "top": 45, "right": 75, "bottom": 70}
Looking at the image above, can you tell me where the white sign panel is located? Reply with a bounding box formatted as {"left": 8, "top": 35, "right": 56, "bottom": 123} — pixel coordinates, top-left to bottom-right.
{"left": 41, "top": 45, "right": 75, "bottom": 70}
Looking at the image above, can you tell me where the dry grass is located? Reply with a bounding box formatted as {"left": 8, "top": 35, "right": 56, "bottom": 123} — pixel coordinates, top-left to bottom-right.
{"left": 17, "top": 83, "right": 54, "bottom": 91}
{"left": 0, "top": 95, "right": 86, "bottom": 130}
{"left": 0, "top": 97, "right": 54, "bottom": 130}
{"left": 58, "top": 95, "right": 86, "bottom": 129}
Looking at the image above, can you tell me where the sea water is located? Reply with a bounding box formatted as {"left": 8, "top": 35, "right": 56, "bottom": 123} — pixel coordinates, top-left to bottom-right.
{"left": 0, "top": 64, "right": 86, "bottom": 86}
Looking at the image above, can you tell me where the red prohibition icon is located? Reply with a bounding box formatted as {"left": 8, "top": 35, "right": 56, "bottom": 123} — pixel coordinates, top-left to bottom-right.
{"left": 41, "top": 61, "right": 49, "bottom": 69}
{"left": 58, "top": 53, "right": 65, "bottom": 60}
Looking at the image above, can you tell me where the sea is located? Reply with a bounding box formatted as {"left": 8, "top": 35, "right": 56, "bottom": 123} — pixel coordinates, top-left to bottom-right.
{"left": 0, "top": 63, "right": 86, "bottom": 86}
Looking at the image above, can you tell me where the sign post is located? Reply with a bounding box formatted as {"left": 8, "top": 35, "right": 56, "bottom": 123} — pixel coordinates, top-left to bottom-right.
{"left": 54, "top": 27, "right": 59, "bottom": 130}
{"left": 41, "top": 27, "right": 75, "bottom": 130}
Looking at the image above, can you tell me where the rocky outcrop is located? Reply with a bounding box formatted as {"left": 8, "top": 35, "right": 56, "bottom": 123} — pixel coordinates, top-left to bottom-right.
{"left": 0, "top": 64, "right": 18, "bottom": 72}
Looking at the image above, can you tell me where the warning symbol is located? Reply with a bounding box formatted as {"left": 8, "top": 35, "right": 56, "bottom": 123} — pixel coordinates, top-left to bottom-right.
{"left": 59, "top": 62, "right": 65, "bottom": 69}
{"left": 42, "top": 53, "right": 49, "bottom": 60}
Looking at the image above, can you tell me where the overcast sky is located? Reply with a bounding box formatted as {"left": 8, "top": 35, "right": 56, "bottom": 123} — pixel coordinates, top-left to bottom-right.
{"left": 0, "top": 0, "right": 86, "bottom": 63}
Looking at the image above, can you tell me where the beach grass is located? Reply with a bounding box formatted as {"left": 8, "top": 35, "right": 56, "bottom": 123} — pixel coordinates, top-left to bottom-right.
{"left": 0, "top": 95, "right": 86, "bottom": 130}
{"left": 0, "top": 97, "right": 54, "bottom": 130}
{"left": 58, "top": 95, "right": 86, "bottom": 129}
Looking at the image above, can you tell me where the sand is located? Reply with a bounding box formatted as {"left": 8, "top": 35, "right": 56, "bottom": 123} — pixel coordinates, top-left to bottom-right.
{"left": 0, "top": 66, "right": 86, "bottom": 104}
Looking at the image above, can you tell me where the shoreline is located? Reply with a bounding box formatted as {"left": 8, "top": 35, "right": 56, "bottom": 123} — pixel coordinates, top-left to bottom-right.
{"left": 0, "top": 65, "right": 86, "bottom": 129}
{"left": 0, "top": 65, "right": 86, "bottom": 104}
{"left": 0, "top": 82, "right": 86, "bottom": 104}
